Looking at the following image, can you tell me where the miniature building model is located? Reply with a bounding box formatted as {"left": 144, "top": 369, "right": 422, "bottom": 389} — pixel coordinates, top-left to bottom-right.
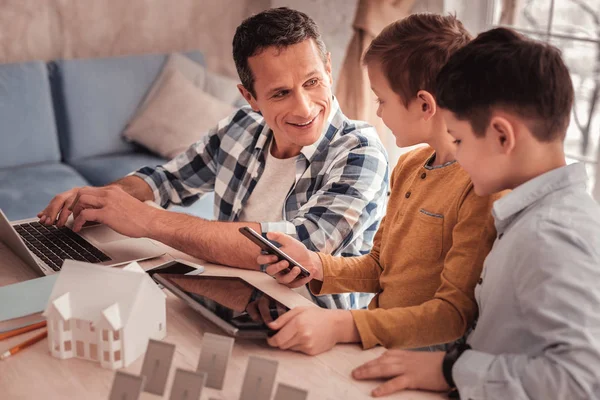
{"left": 42, "top": 260, "right": 166, "bottom": 369}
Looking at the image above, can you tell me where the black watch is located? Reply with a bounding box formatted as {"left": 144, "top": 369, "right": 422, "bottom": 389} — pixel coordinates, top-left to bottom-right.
{"left": 442, "top": 341, "right": 471, "bottom": 388}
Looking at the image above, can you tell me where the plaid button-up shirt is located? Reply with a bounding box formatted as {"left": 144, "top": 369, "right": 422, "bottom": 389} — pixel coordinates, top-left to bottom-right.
{"left": 134, "top": 97, "right": 389, "bottom": 309}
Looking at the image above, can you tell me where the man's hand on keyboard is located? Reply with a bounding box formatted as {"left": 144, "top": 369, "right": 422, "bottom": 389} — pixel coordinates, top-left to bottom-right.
{"left": 69, "top": 185, "right": 158, "bottom": 238}
{"left": 38, "top": 187, "right": 86, "bottom": 228}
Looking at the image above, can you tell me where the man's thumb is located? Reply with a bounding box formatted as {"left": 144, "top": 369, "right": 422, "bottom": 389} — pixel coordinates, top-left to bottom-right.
{"left": 266, "top": 231, "right": 288, "bottom": 246}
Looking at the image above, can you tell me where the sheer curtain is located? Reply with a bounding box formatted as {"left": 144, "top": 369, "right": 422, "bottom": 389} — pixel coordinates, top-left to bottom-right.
{"left": 335, "top": 0, "right": 416, "bottom": 167}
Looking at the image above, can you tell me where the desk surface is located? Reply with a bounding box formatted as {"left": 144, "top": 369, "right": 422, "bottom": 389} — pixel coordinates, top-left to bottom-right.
{"left": 0, "top": 241, "right": 447, "bottom": 400}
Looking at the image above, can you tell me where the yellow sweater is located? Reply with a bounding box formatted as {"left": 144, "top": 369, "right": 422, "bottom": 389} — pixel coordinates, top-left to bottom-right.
{"left": 310, "top": 146, "right": 503, "bottom": 349}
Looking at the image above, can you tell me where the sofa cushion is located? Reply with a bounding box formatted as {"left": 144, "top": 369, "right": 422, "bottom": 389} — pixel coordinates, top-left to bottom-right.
{"left": 136, "top": 53, "right": 245, "bottom": 119}
{"left": 70, "top": 152, "right": 166, "bottom": 187}
{"left": 0, "top": 61, "right": 61, "bottom": 169}
{"left": 51, "top": 52, "right": 205, "bottom": 162}
{"left": 0, "top": 163, "right": 89, "bottom": 221}
{"left": 133, "top": 53, "right": 207, "bottom": 120}
{"left": 123, "top": 69, "right": 235, "bottom": 159}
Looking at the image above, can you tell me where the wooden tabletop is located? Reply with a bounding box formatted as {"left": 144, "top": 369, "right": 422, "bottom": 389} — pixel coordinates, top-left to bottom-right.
{"left": 0, "top": 241, "right": 447, "bottom": 400}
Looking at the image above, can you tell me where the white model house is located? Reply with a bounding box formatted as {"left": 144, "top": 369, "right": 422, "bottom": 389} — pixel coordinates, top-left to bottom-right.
{"left": 42, "top": 260, "right": 166, "bottom": 369}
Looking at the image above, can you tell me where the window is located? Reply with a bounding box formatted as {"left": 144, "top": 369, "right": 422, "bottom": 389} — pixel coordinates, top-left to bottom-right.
{"left": 64, "top": 341, "right": 72, "bottom": 352}
{"left": 104, "top": 351, "right": 110, "bottom": 362}
{"left": 89, "top": 322, "right": 95, "bottom": 332}
{"left": 63, "top": 320, "right": 70, "bottom": 331}
{"left": 89, "top": 343, "right": 98, "bottom": 360}
{"left": 102, "top": 330, "right": 109, "bottom": 342}
{"left": 76, "top": 341, "right": 85, "bottom": 357}
{"left": 114, "top": 350, "right": 121, "bottom": 362}
{"left": 491, "top": 0, "right": 600, "bottom": 199}
{"left": 113, "top": 330, "right": 120, "bottom": 340}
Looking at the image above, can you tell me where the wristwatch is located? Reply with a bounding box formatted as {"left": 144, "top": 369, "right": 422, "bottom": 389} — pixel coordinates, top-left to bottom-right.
{"left": 442, "top": 341, "right": 471, "bottom": 388}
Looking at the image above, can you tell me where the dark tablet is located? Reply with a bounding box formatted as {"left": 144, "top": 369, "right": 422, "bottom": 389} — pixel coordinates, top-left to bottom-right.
{"left": 147, "top": 260, "right": 289, "bottom": 339}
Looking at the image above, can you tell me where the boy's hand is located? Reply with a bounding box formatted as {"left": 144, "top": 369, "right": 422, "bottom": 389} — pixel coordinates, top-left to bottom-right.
{"left": 352, "top": 350, "right": 449, "bottom": 397}
{"left": 266, "top": 307, "right": 357, "bottom": 355}
{"left": 257, "top": 232, "right": 324, "bottom": 287}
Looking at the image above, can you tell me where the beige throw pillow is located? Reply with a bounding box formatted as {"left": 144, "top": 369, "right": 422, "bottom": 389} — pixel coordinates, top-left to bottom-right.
{"left": 133, "top": 53, "right": 207, "bottom": 120}
{"left": 123, "top": 69, "right": 234, "bottom": 159}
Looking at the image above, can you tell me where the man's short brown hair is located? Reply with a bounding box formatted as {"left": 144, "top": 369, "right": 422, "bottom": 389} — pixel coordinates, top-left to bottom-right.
{"left": 436, "top": 28, "right": 574, "bottom": 142}
{"left": 363, "top": 13, "right": 472, "bottom": 106}
{"left": 232, "top": 7, "right": 327, "bottom": 99}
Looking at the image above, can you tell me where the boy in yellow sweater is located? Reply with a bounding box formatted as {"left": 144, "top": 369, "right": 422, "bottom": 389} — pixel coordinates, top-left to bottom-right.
{"left": 256, "top": 14, "right": 504, "bottom": 355}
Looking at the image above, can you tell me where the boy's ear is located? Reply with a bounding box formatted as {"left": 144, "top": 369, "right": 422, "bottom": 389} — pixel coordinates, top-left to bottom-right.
{"left": 237, "top": 84, "right": 260, "bottom": 112}
{"left": 488, "top": 115, "right": 516, "bottom": 155}
{"left": 416, "top": 90, "right": 437, "bottom": 121}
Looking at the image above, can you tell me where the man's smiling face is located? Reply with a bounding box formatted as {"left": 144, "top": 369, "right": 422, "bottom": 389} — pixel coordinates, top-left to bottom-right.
{"left": 239, "top": 39, "right": 333, "bottom": 158}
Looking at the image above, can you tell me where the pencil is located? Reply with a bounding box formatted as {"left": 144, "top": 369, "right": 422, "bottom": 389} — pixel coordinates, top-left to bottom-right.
{"left": 0, "top": 329, "right": 48, "bottom": 360}
{"left": 0, "top": 320, "right": 47, "bottom": 341}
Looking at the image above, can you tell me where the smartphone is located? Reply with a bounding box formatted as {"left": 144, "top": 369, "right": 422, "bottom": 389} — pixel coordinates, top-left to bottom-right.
{"left": 146, "top": 259, "right": 204, "bottom": 279}
{"left": 239, "top": 226, "right": 311, "bottom": 278}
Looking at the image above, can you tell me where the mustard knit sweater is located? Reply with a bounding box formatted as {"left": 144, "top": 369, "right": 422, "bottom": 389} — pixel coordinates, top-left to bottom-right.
{"left": 310, "top": 146, "right": 504, "bottom": 349}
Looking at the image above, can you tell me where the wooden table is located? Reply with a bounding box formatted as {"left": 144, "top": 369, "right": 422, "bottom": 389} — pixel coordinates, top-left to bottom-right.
{"left": 0, "top": 241, "right": 447, "bottom": 400}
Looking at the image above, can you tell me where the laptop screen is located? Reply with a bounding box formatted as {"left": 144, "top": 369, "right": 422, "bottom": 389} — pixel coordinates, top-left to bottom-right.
{"left": 149, "top": 262, "right": 289, "bottom": 333}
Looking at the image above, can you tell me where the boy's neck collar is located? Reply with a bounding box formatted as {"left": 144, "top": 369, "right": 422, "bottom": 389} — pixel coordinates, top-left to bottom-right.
{"left": 425, "top": 152, "right": 457, "bottom": 170}
{"left": 493, "top": 162, "right": 587, "bottom": 225}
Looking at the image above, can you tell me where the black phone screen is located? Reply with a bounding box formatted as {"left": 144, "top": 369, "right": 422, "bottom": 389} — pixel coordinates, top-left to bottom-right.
{"left": 238, "top": 227, "right": 310, "bottom": 278}
{"left": 147, "top": 262, "right": 196, "bottom": 277}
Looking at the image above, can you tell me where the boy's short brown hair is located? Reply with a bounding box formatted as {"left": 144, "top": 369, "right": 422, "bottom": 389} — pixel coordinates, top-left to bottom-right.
{"left": 363, "top": 13, "right": 472, "bottom": 106}
{"left": 435, "top": 28, "right": 574, "bottom": 142}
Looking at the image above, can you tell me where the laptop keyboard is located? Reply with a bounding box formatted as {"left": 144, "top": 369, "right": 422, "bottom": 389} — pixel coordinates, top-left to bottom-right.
{"left": 14, "top": 222, "right": 111, "bottom": 272}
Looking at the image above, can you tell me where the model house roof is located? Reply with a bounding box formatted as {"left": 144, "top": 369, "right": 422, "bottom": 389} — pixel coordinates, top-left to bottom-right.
{"left": 43, "top": 260, "right": 165, "bottom": 330}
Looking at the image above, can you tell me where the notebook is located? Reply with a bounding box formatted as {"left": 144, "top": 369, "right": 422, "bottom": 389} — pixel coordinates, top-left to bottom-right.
{"left": 0, "top": 275, "right": 58, "bottom": 333}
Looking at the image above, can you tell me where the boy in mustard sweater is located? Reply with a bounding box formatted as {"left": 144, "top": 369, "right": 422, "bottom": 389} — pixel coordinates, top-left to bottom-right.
{"left": 256, "top": 14, "right": 504, "bottom": 355}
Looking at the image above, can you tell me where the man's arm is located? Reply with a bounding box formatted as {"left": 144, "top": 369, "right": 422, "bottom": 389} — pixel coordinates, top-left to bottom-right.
{"left": 148, "top": 210, "right": 265, "bottom": 269}
{"left": 39, "top": 175, "right": 154, "bottom": 227}
{"left": 66, "top": 183, "right": 264, "bottom": 269}
{"left": 111, "top": 175, "right": 154, "bottom": 202}
{"left": 73, "top": 119, "right": 387, "bottom": 269}
{"left": 132, "top": 120, "right": 222, "bottom": 208}
{"left": 39, "top": 112, "right": 227, "bottom": 227}
{"left": 149, "top": 138, "right": 388, "bottom": 269}
{"left": 453, "top": 222, "right": 600, "bottom": 400}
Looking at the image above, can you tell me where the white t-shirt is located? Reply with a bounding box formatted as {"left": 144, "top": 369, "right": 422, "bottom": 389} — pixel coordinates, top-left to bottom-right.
{"left": 239, "top": 142, "right": 313, "bottom": 301}
{"left": 238, "top": 142, "right": 297, "bottom": 223}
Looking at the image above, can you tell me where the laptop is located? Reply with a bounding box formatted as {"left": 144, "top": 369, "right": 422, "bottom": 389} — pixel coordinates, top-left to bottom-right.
{"left": 147, "top": 260, "right": 290, "bottom": 339}
{"left": 0, "top": 209, "right": 165, "bottom": 276}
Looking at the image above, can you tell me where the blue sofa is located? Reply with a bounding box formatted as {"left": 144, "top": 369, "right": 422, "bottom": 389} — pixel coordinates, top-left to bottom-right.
{"left": 0, "top": 52, "right": 218, "bottom": 221}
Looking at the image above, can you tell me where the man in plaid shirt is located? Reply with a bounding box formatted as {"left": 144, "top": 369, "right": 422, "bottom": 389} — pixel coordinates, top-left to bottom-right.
{"left": 38, "top": 7, "right": 388, "bottom": 310}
